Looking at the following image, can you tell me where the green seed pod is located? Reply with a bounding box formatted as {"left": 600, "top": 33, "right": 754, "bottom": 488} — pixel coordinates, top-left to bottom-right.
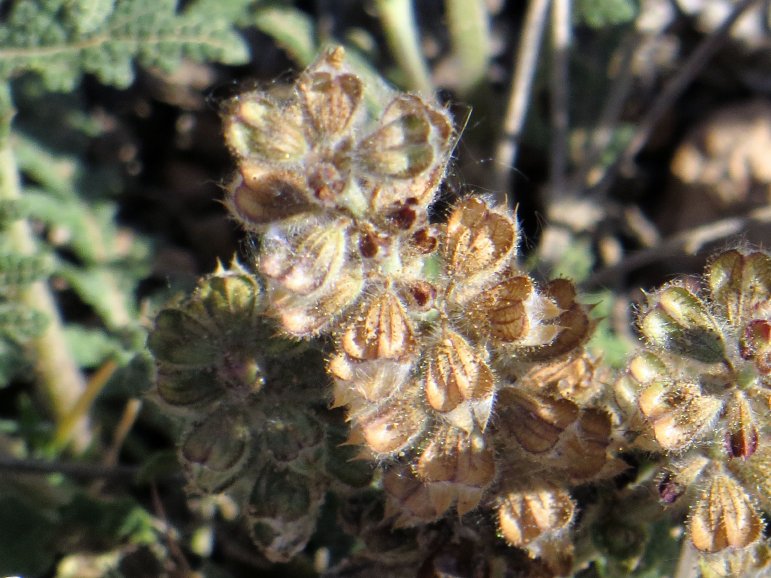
{"left": 148, "top": 263, "right": 268, "bottom": 409}
{"left": 706, "top": 249, "right": 771, "bottom": 328}
{"left": 640, "top": 286, "right": 725, "bottom": 364}
{"left": 259, "top": 405, "right": 325, "bottom": 475}
{"left": 246, "top": 465, "right": 324, "bottom": 562}
{"left": 180, "top": 407, "right": 252, "bottom": 494}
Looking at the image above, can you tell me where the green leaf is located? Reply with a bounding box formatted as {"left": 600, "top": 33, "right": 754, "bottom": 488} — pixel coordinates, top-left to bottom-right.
{"left": 253, "top": 6, "right": 317, "bottom": 67}
{"left": 0, "top": 0, "right": 249, "bottom": 91}
{"left": 0, "top": 302, "right": 48, "bottom": 342}
{"left": 575, "top": 0, "right": 638, "bottom": 28}
{"left": 62, "top": 325, "right": 127, "bottom": 367}
{"left": 0, "top": 251, "right": 51, "bottom": 288}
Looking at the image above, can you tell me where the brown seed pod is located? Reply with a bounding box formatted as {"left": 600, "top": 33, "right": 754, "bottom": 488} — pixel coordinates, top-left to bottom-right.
{"left": 521, "top": 279, "right": 593, "bottom": 362}
{"left": 341, "top": 290, "right": 417, "bottom": 361}
{"left": 383, "top": 465, "right": 447, "bottom": 525}
{"left": 444, "top": 197, "right": 518, "bottom": 301}
{"left": 497, "top": 480, "right": 576, "bottom": 549}
{"left": 555, "top": 407, "right": 617, "bottom": 482}
{"left": 422, "top": 327, "right": 495, "bottom": 430}
{"left": 723, "top": 391, "right": 759, "bottom": 460}
{"left": 328, "top": 353, "right": 413, "bottom": 410}
{"left": 689, "top": 471, "right": 764, "bottom": 553}
{"left": 348, "top": 383, "right": 428, "bottom": 456}
{"left": 226, "top": 166, "right": 311, "bottom": 228}
{"left": 297, "top": 55, "right": 363, "bottom": 139}
{"left": 413, "top": 427, "right": 495, "bottom": 515}
{"left": 637, "top": 380, "right": 723, "bottom": 451}
{"left": 478, "top": 275, "right": 534, "bottom": 342}
{"left": 496, "top": 388, "right": 579, "bottom": 454}
{"left": 518, "top": 353, "right": 601, "bottom": 406}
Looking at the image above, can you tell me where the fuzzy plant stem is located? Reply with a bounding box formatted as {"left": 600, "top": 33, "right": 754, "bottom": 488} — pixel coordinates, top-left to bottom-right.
{"left": 374, "top": 0, "right": 433, "bottom": 93}
{"left": 492, "top": 0, "right": 551, "bottom": 201}
{"left": 0, "top": 115, "right": 92, "bottom": 453}
{"left": 445, "top": 0, "right": 491, "bottom": 97}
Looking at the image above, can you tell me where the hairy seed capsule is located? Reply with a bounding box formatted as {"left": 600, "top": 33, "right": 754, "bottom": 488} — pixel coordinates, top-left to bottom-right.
{"left": 423, "top": 328, "right": 495, "bottom": 421}
{"left": 383, "top": 466, "right": 447, "bottom": 525}
{"left": 259, "top": 217, "right": 350, "bottom": 296}
{"left": 497, "top": 388, "right": 579, "bottom": 454}
{"left": 223, "top": 95, "right": 308, "bottom": 162}
{"left": 723, "top": 392, "right": 759, "bottom": 459}
{"left": 414, "top": 428, "right": 495, "bottom": 515}
{"left": 227, "top": 166, "right": 310, "bottom": 227}
{"left": 341, "top": 290, "right": 416, "bottom": 361}
{"left": 497, "top": 482, "right": 576, "bottom": 548}
{"left": 445, "top": 197, "right": 517, "bottom": 298}
{"left": 275, "top": 266, "right": 364, "bottom": 337}
{"left": 689, "top": 472, "right": 763, "bottom": 553}
{"left": 707, "top": 249, "right": 771, "bottom": 328}
{"left": 298, "top": 69, "right": 362, "bottom": 139}
{"left": 350, "top": 386, "right": 428, "bottom": 456}
{"left": 180, "top": 408, "right": 251, "bottom": 494}
{"left": 637, "top": 381, "right": 722, "bottom": 451}
{"left": 640, "top": 286, "right": 726, "bottom": 363}
{"left": 357, "top": 94, "right": 448, "bottom": 182}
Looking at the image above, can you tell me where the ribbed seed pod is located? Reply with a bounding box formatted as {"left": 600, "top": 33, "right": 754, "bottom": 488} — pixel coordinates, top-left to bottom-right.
{"left": 497, "top": 478, "right": 576, "bottom": 573}
{"left": 148, "top": 263, "right": 266, "bottom": 411}
{"left": 444, "top": 197, "right": 518, "bottom": 303}
{"left": 689, "top": 469, "right": 764, "bottom": 553}
{"left": 356, "top": 94, "right": 453, "bottom": 210}
{"left": 422, "top": 326, "right": 495, "bottom": 432}
{"left": 383, "top": 465, "right": 447, "bottom": 526}
{"left": 412, "top": 426, "right": 495, "bottom": 516}
{"left": 247, "top": 464, "right": 325, "bottom": 563}
{"left": 341, "top": 289, "right": 417, "bottom": 362}
{"left": 637, "top": 380, "right": 723, "bottom": 451}
{"left": 223, "top": 94, "right": 308, "bottom": 163}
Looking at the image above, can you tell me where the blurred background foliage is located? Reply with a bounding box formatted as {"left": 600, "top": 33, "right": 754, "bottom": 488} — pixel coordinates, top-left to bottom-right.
{"left": 0, "top": 0, "right": 769, "bottom": 576}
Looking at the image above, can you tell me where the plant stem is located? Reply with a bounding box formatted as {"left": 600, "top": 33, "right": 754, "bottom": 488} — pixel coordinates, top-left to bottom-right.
{"left": 0, "top": 130, "right": 92, "bottom": 453}
{"left": 492, "top": 0, "right": 551, "bottom": 201}
{"left": 374, "top": 0, "right": 433, "bottom": 93}
{"left": 445, "top": 0, "right": 491, "bottom": 97}
{"left": 548, "top": 0, "right": 571, "bottom": 202}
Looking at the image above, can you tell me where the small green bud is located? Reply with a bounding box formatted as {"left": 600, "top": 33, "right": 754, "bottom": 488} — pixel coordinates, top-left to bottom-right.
{"left": 260, "top": 406, "right": 325, "bottom": 474}
{"left": 180, "top": 408, "right": 252, "bottom": 494}
{"left": 246, "top": 465, "right": 324, "bottom": 562}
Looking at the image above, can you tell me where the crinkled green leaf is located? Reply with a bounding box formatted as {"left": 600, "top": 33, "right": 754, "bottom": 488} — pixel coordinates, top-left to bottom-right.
{"left": 0, "top": 0, "right": 249, "bottom": 91}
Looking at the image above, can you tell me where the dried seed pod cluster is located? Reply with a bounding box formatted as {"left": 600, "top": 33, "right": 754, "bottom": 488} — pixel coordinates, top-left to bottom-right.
{"left": 615, "top": 247, "right": 771, "bottom": 563}
{"left": 219, "top": 48, "right": 605, "bottom": 574}
{"left": 148, "top": 262, "right": 372, "bottom": 562}
{"left": 223, "top": 46, "right": 452, "bottom": 337}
